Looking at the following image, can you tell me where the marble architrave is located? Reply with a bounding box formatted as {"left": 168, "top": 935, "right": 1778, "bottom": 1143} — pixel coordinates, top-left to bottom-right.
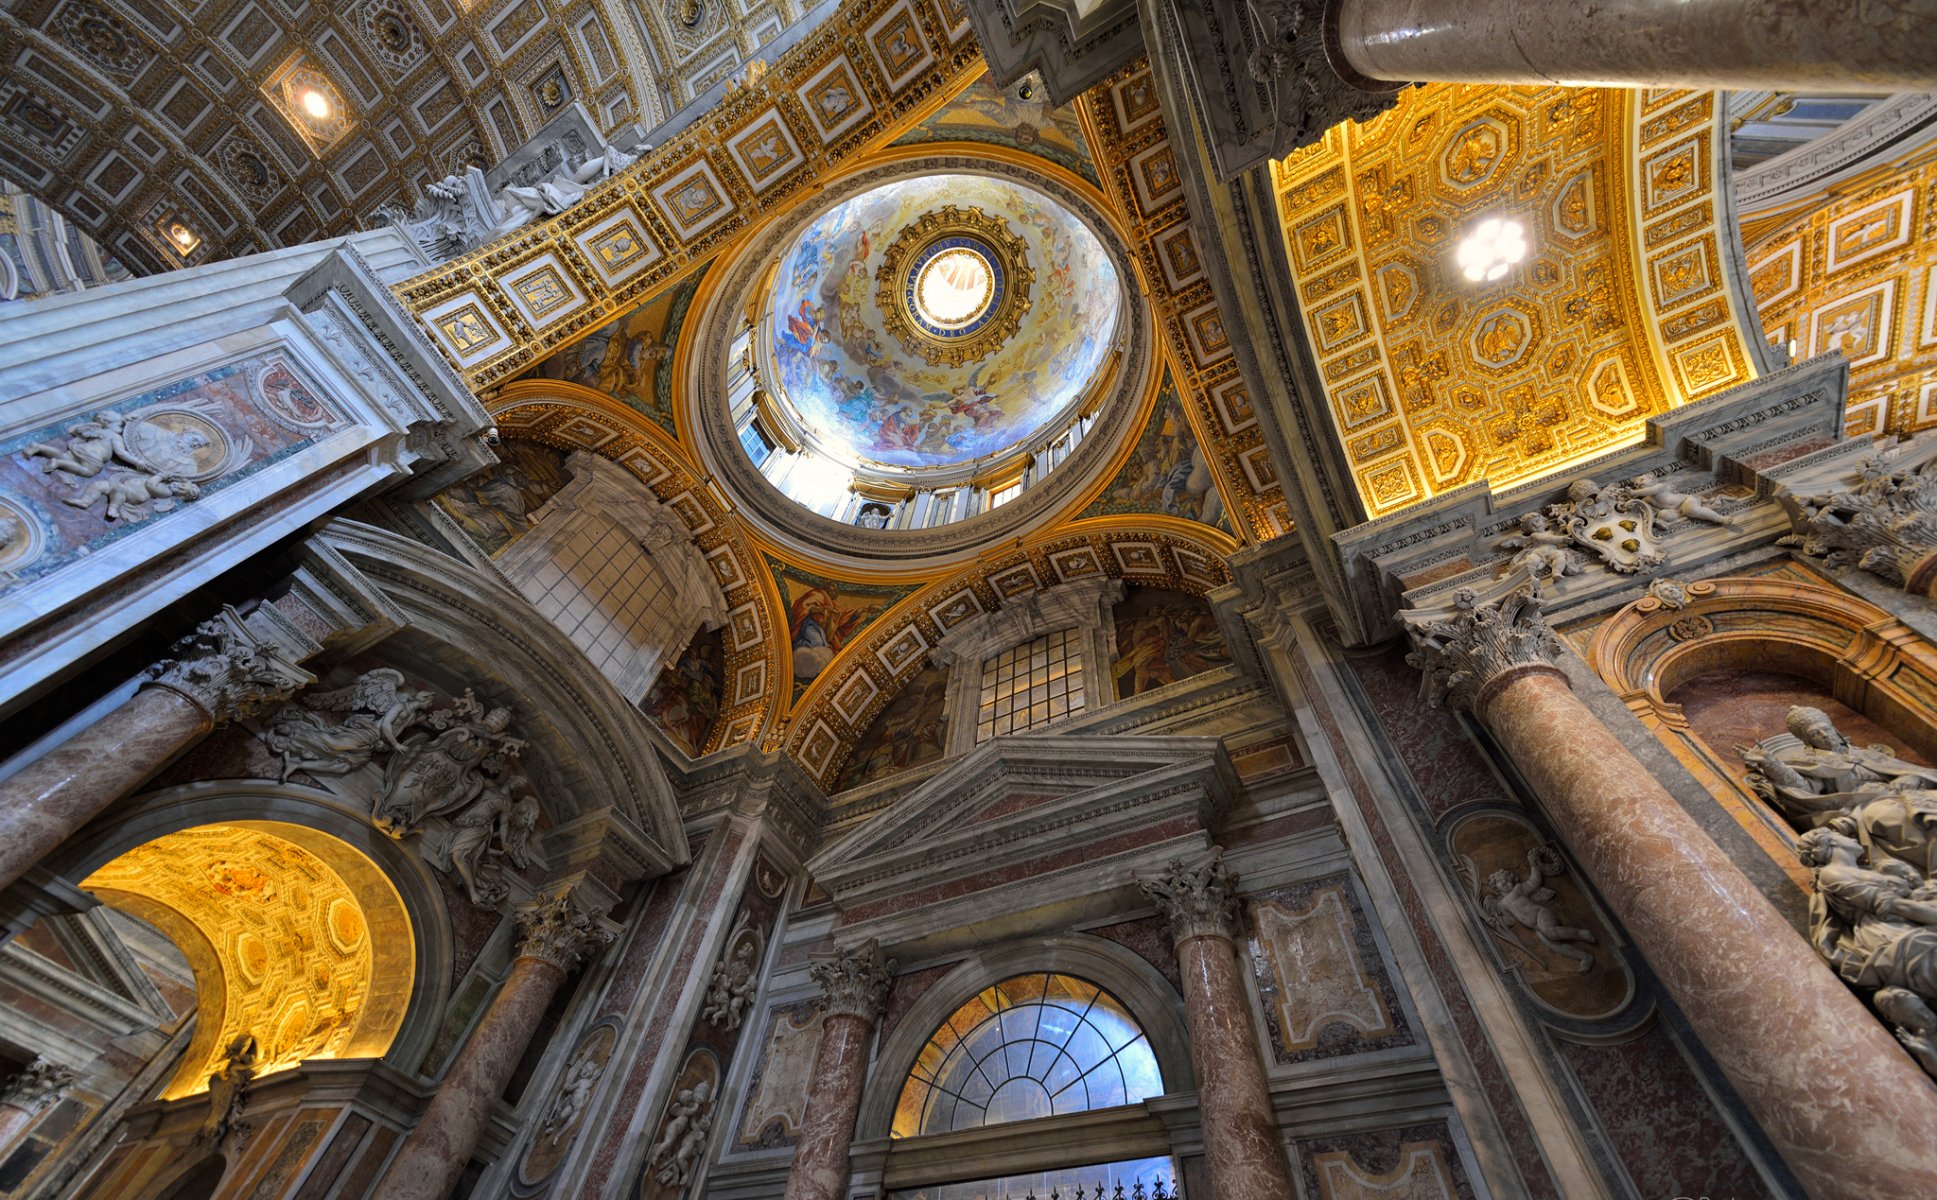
{"left": 0, "top": 229, "right": 492, "bottom": 721}
{"left": 1335, "top": 354, "right": 1851, "bottom": 641}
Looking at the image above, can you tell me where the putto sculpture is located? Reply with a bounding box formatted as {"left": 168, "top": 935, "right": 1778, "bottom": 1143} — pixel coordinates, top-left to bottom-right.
{"left": 261, "top": 669, "right": 544, "bottom": 907}
{"left": 1494, "top": 472, "right": 1736, "bottom": 588}
{"left": 1480, "top": 845, "right": 1598, "bottom": 974}
{"left": 1743, "top": 706, "right": 1937, "bottom": 1078}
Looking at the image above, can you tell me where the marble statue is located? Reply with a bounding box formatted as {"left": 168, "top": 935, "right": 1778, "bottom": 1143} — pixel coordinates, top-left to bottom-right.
{"left": 491, "top": 142, "right": 640, "bottom": 237}
{"left": 650, "top": 1079, "right": 714, "bottom": 1188}
{"left": 1627, "top": 474, "right": 1735, "bottom": 527}
{"left": 24, "top": 410, "right": 206, "bottom": 522}
{"left": 382, "top": 138, "right": 644, "bottom": 260}
{"left": 1480, "top": 845, "right": 1597, "bottom": 973}
{"left": 264, "top": 667, "right": 433, "bottom": 781}
{"left": 1546, "top": 477, "right": 1665, "bottom": 574}
{"left": 1495, "top": 512, "right": 1584, "bottom": 591}
{"left": 198, "top": 1034, "right": 259, "bottom": 1151}
{"left": 1799, "top": 827, "right": 1937, "bottom": 1006}
{"left": 445, "top": 772, "right": 540, "bottom": 906}
{"left": 1741, "top": 705, "right": 1937, "bottom": 823}
{"left": 538, "top": 1041, "right": 605, "bottom": 1143}
{"left": 374, "top": 688, "right": 524, "bottom": 836}
{"left": 701, "top": 922, "right": 758, "bottom": 1031}
{"left": 1780, "top": 435, "right": 1937, "bottom": 589}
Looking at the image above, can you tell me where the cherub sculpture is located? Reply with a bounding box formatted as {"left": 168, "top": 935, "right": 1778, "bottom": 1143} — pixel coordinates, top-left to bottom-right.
{"left": 1495, "top": 512, "right": 1584, "bottom": 591}
{"left": 701, "top": 934, "right": 758, "bottom": 1032}
{"left": 1481, "top": 845, "right": 1598, "bottom": 973}
{"left": 649, "top": 1079, "right": 714, "bottom": 1188}
{"left": 63, "top": 470, "right": 200, "bottom": 521}
{"left": 264, "top": 668, "right": 434, "bottom": 781}
{"left": 1627, "top": 474, "right": 1734, "bottom": 527}
{"left": 539, "top": 1042, "right": 605, "bottom": 1143}
{"left": 198, "top": 1033, "right": 259, "bottom": 1150}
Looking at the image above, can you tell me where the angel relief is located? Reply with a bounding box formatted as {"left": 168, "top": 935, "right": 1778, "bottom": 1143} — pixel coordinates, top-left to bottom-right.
{"left": 1479, "top": 845, "right": 1598, "bottom": 974}
{"left": 261, "top": 668, "right": 543, "bottom": 906}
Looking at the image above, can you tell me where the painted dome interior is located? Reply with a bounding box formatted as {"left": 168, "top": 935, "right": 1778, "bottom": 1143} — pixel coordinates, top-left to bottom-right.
{"left": 762, "top": 174, "right": 1122, "bottom": 472}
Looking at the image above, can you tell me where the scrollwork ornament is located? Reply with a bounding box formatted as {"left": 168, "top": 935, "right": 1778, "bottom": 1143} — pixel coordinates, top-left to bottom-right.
{"left": 145, "top": 606, "right": 312, "bottom": 723}
{"left": 1138, "top": 850, "right": 1242, "bottom": 944}
{"left": 1404, "top": 587, "right": 1565, "bottom": 714}
{"left": 810, "top": 938, "right": 894, "bottom": 1022}
{"left": 514, "top": 894, "right": 615, "bottom": 971}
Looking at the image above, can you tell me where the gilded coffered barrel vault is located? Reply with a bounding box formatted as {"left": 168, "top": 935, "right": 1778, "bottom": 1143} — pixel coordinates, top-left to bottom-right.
{"left": 1272, "top": 84, "right": 1764, "bottom": 516}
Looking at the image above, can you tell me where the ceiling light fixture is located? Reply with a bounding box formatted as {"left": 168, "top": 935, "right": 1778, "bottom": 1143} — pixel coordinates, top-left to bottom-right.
{"left": 1456, "top": 217, "right": 1528, "bottom": 283}
{"left": 300, "top": 89, "right": 332, "bottom": 120}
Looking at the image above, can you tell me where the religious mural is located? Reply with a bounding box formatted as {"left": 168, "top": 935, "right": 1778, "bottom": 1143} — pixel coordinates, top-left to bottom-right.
{"left": 1110, "top": 587, "right": 1232, "bottom": 700}
{"left": 839, "top": 661, "right": 951, "bottom": 789}
{"left": 1083, "top": 372, "right": 1230, "bottom": 533}
{"left": 642, "top": 626, "right": 726, "bottom": 756}
{"left": 430, "top": 439, "right": 573, "bottom": 557}
{"left": 517, "top": 266, "right": 709, "bottom": 434}
{"left": 891, "top": 69, "right": 1100, "bottom": 186}
{"left": 770, "top": 559, "right": 915, "bottom": 703}
{"left": 768, "top": 174, "right": 1120, "bottom": 468}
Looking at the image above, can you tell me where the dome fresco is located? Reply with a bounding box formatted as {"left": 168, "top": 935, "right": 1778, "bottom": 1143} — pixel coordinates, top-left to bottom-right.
{"left": 765, "top": 174, "right": 1122, "bottom": 470}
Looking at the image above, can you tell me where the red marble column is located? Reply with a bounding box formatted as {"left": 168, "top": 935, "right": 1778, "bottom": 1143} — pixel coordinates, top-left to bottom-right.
{"left": 1140, "top": 854, "right": 1294, "bottom": 1200}
{"left": 783, "top": 939, "right": 893, "bottom": 1200}
{"left": 384, "top": 896, "right": 613, "bottom": 1200}
{"left": 0, "top": 607, "right": 309, "bottom": 892}
{"left": 1408, "top": 588, "right": 1937, "bottom": 1200}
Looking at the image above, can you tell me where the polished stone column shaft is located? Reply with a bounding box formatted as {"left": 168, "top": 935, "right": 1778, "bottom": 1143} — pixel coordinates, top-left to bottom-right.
{"left": 1140, "top": 854, "right": 1294, "bottom": 1200}
{"left": 783, "top": 940, "right": 893, "bottom": 1200}
{"left": 0, "top": 607, "right": 308, "bottom": 893}
{"left": 1409, "top": 589, "right": 1937, "bottom": 1200}
{"left": 385, "top": 898, "right": 611, "bottom": 1200}
{"left": 1334, "top": 0, "right": 1936, "bottom": 91}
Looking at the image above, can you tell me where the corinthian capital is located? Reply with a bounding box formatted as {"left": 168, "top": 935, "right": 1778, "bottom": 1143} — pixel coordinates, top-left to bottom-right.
{"left": 1403, "top": 587, "right": 1565, "bottom": 715}
{"left": 1781, "top": 437, "right": 1937, "bottom": 592}
{"left": 810, "top": 938, "right": 895, "bottom": 1023}
{"left": 514, "top": 893, "right": 616, "bottom": 971}
{"left": 144, "top": 606, "right": 313, "bottom": 723}
{"left": 1138, "top": 850, "right": 1241, "bottom": 944}
{"left": 0, "top": 1058, "right": 73, "bottom": 1112}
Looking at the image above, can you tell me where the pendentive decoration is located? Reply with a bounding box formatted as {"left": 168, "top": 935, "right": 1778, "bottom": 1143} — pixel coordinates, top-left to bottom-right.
{"left": 1403, "top": 587, "right": 1566, "bottom": 714}
{"left": 875, "top": 206, "right": 1035, "bottom": 368}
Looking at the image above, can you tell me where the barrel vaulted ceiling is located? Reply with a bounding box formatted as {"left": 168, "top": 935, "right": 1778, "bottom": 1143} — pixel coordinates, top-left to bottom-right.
{"left": 0, "top": 0, "right": 805, "bottom": 272}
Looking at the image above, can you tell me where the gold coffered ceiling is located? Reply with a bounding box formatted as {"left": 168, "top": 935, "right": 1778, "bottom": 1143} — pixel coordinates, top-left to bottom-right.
{"left": 1274, "top": 84, "right": 1763, "bottom": 517}
{"left": 0, "top": 0, "right": 803, "bottom": 272}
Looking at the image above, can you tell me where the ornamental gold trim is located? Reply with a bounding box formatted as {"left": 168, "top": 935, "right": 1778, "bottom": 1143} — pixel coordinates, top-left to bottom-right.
{"left": 875, "top": 205, "right": 1036, "bottom": 368}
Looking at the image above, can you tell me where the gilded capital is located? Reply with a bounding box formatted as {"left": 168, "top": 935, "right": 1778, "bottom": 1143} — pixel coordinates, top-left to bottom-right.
{"left": 144, "top": 606, "right": 313, "bottom": 724}
{"left": 514, "top": 894, "right": 616, "bottom": 971}
{"left": 1139, "top": 850, "right": 1242, "bottom": 944}
{"left": 1403, "top": 587, "right": 1566, "bottom": 715}
{"left": 810, "top": 938, "right": 895, "bottom": 1023}
{"left": 0, "top": 1059, "right": 73, "bottom": 1112}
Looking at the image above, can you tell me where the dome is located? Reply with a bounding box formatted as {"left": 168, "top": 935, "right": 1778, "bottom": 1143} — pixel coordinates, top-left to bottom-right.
{"left": 762, "top": 174, "right": 1122, "bottom": 471}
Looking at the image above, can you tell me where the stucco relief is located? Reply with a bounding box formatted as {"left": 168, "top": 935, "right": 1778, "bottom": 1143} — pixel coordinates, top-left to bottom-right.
{"left": 522, "top": 1023, "right": 618, "bottom": 1182}
{"left": 1248, "top": 877, "right": 1410, "bottom": 1062}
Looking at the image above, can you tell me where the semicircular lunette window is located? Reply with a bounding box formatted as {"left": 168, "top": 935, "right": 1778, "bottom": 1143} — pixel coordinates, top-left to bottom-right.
{"left": 891, "top": 973, "right": 1164, "bottom": 1138}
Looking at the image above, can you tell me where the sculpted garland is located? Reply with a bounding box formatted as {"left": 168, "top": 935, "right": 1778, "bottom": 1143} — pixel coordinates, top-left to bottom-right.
{"left": 262, "top": 668, "right": 541, "bottom": 907}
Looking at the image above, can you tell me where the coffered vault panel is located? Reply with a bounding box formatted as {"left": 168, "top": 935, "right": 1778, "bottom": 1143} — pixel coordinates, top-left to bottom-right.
{"left": 1273, "top": 85, "right": 1763, "bottom": 517}
{"left": 0, "top": 0, "right": 798, "bottom": 272}
{"left": 398, "top": 0, "right": 983, "bottom": 390}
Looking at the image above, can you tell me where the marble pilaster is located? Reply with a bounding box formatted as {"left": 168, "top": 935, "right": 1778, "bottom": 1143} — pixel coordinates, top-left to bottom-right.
{"left": 783, "top": 939, "right": 893, "bottom": 1200}
{"left": 0, "top": 606, "right": 310, "bottom": 892}
{"left": 1406, "top": 588, "right": 1937, "bottom": 1200}
{"left": 1334, "top": 0, "right": 1935, "bottom": 90}
{"left": 1138, "top": 853, "right": 1295, "bottom": 1200}
{"left": 383, "top": 894, "right": 615, "bottom": 1200}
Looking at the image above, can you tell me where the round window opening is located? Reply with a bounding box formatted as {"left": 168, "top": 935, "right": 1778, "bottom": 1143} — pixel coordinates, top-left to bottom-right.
{"left": 914, "top": 244, "right": 996, "bottom": 330}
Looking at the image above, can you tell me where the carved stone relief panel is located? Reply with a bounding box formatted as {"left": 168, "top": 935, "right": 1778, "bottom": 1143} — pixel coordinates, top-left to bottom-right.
{"left": 641, "top": 1047, "right": 722, "bottom": 1199}
{"left": 521, "top": 1021, "right": 619, "bottom": 1183}
{"left": 1296, "top": 1122, "right": 1475, "bottom": 1200}
{"left": 1447, "top": 810, "right": 1632, "bottom": 1021}
{"left": 1246, "top": 874, "right": 1413, "bottom": 1063}
{"left": 731, "top": 999, "right": 824, "bottom": 1151}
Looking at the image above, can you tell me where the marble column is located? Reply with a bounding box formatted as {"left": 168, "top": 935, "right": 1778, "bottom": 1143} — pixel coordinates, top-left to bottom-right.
{"left": 1331, "top": 0, "right": 1935, "bottom": 90}
{"left": 384, "top": 895, "right": 614, "bottom": 1200}
{"left": 0, "top": 607, "right": 309, "bottom": 893}
{"left": 0, "top": 1059, "right": 72, "bottom": 1149}
{"left": 1405, "top": 588, "right": 1937, "bottom": 1200}
{"left": 783, "top": 939, "right": 894, "bottom": 1200}
{"left": 1138, "top": 853, "right": 1294, "bottom": 1200}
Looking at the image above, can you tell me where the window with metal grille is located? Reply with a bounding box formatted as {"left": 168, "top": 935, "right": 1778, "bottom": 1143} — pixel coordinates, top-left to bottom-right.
{"left": 976, "top": 628, "right": 1084, "bottom": 743}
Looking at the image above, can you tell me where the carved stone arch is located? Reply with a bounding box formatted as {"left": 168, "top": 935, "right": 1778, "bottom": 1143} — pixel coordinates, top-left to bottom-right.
{"left": 44, "top": 781, "right": 452, "bottom": 1085}
{"left": 312, "top": 517, "right": 688, "bottom": 874}
{"left": 485, "top": 381, "right": 787, "bottom": 756}
{"left": 853, "top": 932, "right": 1195, "bottom": 1143}
{"left": 1587, "top": 573, "right": 1937, "bottom": 880}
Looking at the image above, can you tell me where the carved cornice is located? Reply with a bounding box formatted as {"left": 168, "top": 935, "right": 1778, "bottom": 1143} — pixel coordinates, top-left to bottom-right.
{"left": 143, "top": 606, "right": 314, "bottom": 724}
{"left": 811, "top": 938, "right": 895, "bottom": 1022}
{"left": 514, "top": 893, "right": 617, "bottom": 971}
{"left": 1137, "top": 847, "right": 1241, "bottom": 943}
{"left": 1402, "top": 587, "right": 1566, "bottom": 717}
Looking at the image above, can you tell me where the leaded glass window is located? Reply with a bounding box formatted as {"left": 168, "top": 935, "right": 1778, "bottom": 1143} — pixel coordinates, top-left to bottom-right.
{"left": 891, "top": 973, "right": 1164, "bottom": 1138}
{"left": 976, "top": 629, "right": 1084, "bottom": 743}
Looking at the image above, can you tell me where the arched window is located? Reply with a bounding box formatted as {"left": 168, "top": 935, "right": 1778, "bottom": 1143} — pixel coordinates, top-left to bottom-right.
{"left": 891, "top": 973, "right": 1164, "bottom": 1138}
